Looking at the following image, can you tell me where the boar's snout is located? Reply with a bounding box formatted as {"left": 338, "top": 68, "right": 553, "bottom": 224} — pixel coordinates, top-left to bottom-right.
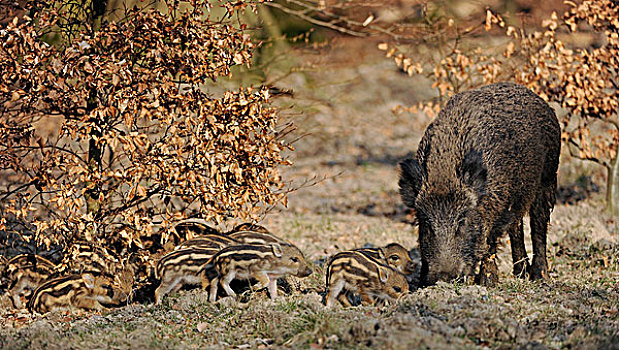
{"left": 425, "top": 271, "right": 459, "bottom": 286}
{"left": 422, "top": 259, "right": 472, "bottom": 286}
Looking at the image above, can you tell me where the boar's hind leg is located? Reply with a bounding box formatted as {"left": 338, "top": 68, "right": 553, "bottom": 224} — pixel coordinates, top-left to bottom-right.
{"left": 508, "top": 219, "right": 530, "bottom": 278}
{"left": 529, "top": 186, "right": 554, "bottom": 280}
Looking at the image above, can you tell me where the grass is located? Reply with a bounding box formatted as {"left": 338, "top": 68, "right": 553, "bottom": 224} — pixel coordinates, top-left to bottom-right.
{"left": 1, "top": 217, "right": 616, "bottom": 349}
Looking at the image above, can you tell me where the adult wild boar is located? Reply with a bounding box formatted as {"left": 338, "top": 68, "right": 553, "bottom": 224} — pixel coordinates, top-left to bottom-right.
{"left": 399, "top": 82, "right": 560, "bottom": 286}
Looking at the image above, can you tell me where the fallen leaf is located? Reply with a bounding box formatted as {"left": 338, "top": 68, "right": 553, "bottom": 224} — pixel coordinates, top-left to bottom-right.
{"left": 196, "top": 321, "right": 209, "bottom": 333}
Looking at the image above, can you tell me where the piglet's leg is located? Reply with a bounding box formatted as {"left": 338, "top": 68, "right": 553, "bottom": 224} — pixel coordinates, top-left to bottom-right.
{"left": 359, "top": 291, "right": 375, "bottom": 306}
{"left": 251, "top": 271, "right": 270, "bottom": 290}
{"left": 476, "top": 256, "right": 499, "bottom": 287}
{"left": 325, "top": 280, "right": 345, "bottom": 307}
{"left": 251, "top": 271, "right": 276, "bottom": 299}
{"left": 209, "top": 277, "right": 219, "bottom": 302}
{"left": 155, "top": 276, "right": 181, "bottom": 305}
{"left": 10, "top": 283, "right": 26, "bottom": 309}
{"left": 220, "top": 271, "right": 237, "bottom": 297}
{"left": 267, "top": 278, "right": 278, "bottom": 299}
{"left": 337, "top": 292, "right": 353, "bottom": 307}
{"left": 72, "top": 294, "right": 104, "bottom": 312}
{"left": 10, "top": 277, "right": 34, "bottom": 309}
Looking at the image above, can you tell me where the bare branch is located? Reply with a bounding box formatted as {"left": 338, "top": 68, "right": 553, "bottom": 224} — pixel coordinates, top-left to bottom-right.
{"left": 264, "top": 2, "right": 368, "bottom": 37}
{"left": 567, "top": 138, "right": 609, "bottom": 168}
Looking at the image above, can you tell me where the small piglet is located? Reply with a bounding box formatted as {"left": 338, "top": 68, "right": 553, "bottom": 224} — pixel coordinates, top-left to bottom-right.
{"left": 174, "top": 234, "right": 238, "bottom": 250}
{"left": 154, "top": 247, "right": 219, "bottom": 304}
{"left": 203, "top": 243, "right": 312, "bottom": 302}
{"left": 226, "top": 230, "right": 287, "bottom": 245}
{"left": 4, "top": 254, "right": 56, "bottom": 309}
{"left": 355, "top": 243, "right": 416, "bottom": 277}
{"left": 325, "top": 251, "right": 409, "bottom": 307}
{"left": 28, "top": 273, "right": 128, "bottom": 313}
{"left": 228, "top": 223, "right": 271, "bottom": 234}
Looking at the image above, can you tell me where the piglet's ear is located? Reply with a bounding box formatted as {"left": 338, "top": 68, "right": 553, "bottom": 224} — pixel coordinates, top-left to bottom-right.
{"left": 271, "top": 243, "right": 283, "bottom": 257}
{"left": 399, "top": 158, "right": 425, "bottom": 208}
{"left": 82, "top": 273, "right": 96, "bottom": 289}
{"left": 377, "top": 248, "right": 386, "bottom": 261}
{"left": 460, "top": 150, "right": 487, "bottom": 200}
{"left": 377, "top": 267, "right": 390, "bottom": 284}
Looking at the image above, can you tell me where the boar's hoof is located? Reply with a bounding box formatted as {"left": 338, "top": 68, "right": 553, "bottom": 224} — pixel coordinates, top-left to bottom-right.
{"left": 475, "top": 258, "right": 499, "bottom": 287}
{"left": 528, "top": 262, "right": 548, "bottom": 281}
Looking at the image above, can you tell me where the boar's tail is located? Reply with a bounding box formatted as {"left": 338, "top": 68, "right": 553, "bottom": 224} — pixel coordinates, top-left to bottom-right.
{"left": 399, "top": 158, "right": 424, "bottom": 208}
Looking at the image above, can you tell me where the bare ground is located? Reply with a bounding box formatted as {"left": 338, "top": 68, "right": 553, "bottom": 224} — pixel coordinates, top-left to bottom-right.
{"left": 1, "top": 37, "right": 618, "bottom": 349}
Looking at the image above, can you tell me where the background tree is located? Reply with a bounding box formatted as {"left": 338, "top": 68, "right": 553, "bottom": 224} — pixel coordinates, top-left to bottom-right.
{"left": 379, "top": 0, "right": 619, "bottom": 214}
{"left": 0, "top": 0, "right": 292, "bottom": 255}
{"left": 264, "top": 0, "right": 617, "bottom": 214}
{"left": 513, "top": 0, "right": 619, "bottom": 215}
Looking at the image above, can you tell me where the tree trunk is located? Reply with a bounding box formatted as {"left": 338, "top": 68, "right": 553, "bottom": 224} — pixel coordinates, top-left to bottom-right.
{"left": 84, "top": 88, "right": 102, "bottom": 218}
{"left": 84, "top": 3, "right": 107, "bottom": 218}
{"left": 607, "top": 150, "right": 619, "bottom": 216}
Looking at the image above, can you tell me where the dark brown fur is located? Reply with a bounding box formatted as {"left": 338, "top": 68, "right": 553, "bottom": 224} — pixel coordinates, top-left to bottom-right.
{"left": 399, "top": 82, "right": 560, "bottom": 286}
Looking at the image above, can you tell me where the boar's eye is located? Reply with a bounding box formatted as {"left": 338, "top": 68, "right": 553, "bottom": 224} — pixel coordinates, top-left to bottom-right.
{"left": 389, "top": 255, "right": 400, "bottom": 261}
{"left": 458, "top": 217, "right": 466, "bottom": 227}
{"left": 290, "top": 257, "right": 299, "bottom": 263}
{"left": 415, "top": 209, "right": 428, "bottom": 222}
{"left": 456, "top": 211, "right": 469, "bottom": 228}
{"left": 393, "top": 286, "right": 402, "bottom": 293}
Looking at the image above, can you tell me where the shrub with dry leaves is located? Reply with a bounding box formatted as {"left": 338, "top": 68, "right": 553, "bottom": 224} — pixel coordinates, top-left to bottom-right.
{"left": 0, "top": 0, "right": 291, "bottom": 257}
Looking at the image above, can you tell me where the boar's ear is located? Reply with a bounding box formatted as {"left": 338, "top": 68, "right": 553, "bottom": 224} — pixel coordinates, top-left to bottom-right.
{"left": 377, "top": 267, "right": 390, "bottom": 284}
{"left": 399, "top": 158, "right": 425, "bottom": 208}
{"left": 270, "top": 243, "right": 283, "bottom": 257}
{"left": 460, "top": 150, "right": 487, "bottom": 201}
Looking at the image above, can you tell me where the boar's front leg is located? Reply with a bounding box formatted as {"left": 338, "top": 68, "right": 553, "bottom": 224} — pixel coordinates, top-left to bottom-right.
{"left": 508, "top": 219, "right": 530, "bottom": 278}
{"left": 476, "top": 238, "right": 499, "bottom": 286}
